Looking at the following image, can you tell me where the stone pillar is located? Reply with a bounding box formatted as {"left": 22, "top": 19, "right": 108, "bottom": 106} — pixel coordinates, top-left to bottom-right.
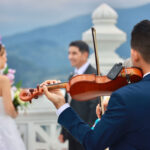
{"left": 82, "top": 3, "right": 127, "bottom": 74}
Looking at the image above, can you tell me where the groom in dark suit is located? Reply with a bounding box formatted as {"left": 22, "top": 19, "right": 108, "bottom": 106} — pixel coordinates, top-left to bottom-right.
{"left": 59, "top": 40, "right": 99, "bottom": 150}
{"left": 43, "top": 20, "right": 150, "bottom": 150}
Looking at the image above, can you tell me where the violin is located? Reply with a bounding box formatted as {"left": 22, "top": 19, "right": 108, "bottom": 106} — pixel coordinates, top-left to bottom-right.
{"left": 19, "top": 67, "right": 142, "bottom": 102}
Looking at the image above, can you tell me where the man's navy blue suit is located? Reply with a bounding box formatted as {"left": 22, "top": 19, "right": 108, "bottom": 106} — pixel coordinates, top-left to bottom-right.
{"left": 58, "top": 74, "right": 150, "bottom": 150}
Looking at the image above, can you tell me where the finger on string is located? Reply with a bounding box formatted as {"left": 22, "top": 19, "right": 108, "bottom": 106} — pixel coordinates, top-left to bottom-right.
{"left": 43, "top": 85, "right": 53, "bottom": 99}
{"left": 50, "top": 80, "right": 56, "bottom": 84}
{"left": 40, "top": 81, "right": 50, "bottom": 86}
{"left": 45, "top": 80, "right": 55, "bottom": 85}
{"left": 46, "top": 80, "right": 59, "bottom": 85}
{"left": 40, "top": 83, "right": 46, "bottom": 87}
{"left": 46, "top": 80, "right": 51, "bottom": 84}
{"left": 40, "top": 80, "right": 56, "bottom": 87}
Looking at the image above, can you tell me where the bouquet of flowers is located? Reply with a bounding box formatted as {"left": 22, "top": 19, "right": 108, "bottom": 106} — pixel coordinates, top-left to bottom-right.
{"left": 2, "top": 64, "right": 29, "bottom": 110}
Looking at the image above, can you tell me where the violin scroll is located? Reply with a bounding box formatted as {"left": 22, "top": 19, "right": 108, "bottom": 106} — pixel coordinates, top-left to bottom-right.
{"left": 19, "top": 85, "right": 43, "bottom": 102}
{"left": 19, "top": 83, "right": 68, "bottom": 102}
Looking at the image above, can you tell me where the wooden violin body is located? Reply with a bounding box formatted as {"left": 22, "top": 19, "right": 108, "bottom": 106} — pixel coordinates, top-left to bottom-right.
{"left": 19, "top": 67, "right": 142, "bottom": 102}
{"left": 68, "top": 67, "right": 142, "bottom": 100}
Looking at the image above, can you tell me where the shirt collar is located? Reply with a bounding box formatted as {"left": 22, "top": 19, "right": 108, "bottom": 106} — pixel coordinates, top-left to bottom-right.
{"left": 74, "top": 61, "right": 90, "bottom": 75}
{"left": 143, "top": 72, "right": 150, "bottom": 78}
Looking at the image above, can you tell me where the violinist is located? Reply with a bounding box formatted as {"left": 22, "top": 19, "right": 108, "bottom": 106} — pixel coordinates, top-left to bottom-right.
{"left": 59, "top": 40, "right": 99, "bottom": 150}
{"left": 43, "top": 19, "right": 150, "bottom": 150}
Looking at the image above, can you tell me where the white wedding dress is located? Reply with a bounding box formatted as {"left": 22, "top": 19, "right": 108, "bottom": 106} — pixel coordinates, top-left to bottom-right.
{"left": 0, "top": 97, "right": 26, "bottom": 150}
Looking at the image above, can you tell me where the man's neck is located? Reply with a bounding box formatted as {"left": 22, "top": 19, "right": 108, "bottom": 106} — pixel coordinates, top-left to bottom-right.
{"left": 142, "top": 65, "right": 150, "bottom": 74}
{"left": 141, "top": 63, "right": 150, "bottom": 76}
{"left": 76, "top": 61, "right": 87, "bottom": 69}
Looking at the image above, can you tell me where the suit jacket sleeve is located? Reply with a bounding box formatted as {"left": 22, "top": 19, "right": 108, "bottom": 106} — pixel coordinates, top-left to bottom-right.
{"left": 58, "top": 91, "right": 129, "bottom": 150}
{"left": 59, "top": 90, "right": 69, "bottom": 140}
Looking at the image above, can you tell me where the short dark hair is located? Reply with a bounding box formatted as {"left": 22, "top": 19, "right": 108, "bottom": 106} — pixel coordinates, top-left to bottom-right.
{"left": 69, "top": 40, "right": 89, "bottom": 54}
{"left": 131, "top": 20, "right": 150, "bottom": 63}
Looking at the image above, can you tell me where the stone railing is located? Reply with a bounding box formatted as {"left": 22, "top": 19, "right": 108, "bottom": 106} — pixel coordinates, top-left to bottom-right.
{"left": 16, "top": 96, "right": 68, "bottom": 150}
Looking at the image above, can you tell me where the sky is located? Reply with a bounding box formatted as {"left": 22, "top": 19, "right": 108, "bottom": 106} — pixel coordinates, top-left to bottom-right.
{"left": 0, "top": 0, "right": 150, "bottom": 36}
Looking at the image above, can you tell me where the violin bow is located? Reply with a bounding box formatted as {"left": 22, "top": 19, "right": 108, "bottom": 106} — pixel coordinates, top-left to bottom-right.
{"left": 91, "top": 27, "right": 105, "bottom": 115}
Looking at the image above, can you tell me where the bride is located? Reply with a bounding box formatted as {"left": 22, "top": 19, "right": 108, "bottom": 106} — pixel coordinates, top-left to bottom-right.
{"left": 0, "top": 44, "right": 26, "bottom": 150}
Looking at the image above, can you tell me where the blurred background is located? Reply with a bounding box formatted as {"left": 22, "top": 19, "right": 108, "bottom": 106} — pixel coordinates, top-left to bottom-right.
{"left": 1, "top": 0, "right": 150, "bottom": 87}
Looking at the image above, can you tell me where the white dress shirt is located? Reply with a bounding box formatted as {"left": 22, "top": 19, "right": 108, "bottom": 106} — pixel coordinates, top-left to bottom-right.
{"left": 143, "top": 72, "right": 150, "bottom": 78}
{"left": 56, "top": 103, "right": 70, "bottom": 116}
{"left": 74, "top": 61, "right": 90, "bottom": 75}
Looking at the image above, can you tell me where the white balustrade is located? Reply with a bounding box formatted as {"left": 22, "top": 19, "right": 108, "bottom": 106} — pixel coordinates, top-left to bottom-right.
{"left": 16, "top": 95, "right": 68, "bottom": 150}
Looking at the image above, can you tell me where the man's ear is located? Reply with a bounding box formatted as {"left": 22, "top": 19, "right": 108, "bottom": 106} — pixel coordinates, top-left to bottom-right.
{"left": 82, "top": 51, "right": 89, "bottom": 59}
{"left": 131, "top": 49, "right": 141, "bottom": 65}
{"left": 131, "top": 49, "right": 139, "bottom": 62}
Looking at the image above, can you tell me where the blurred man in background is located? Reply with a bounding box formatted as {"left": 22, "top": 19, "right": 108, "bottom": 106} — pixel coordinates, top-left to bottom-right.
{"left": 59, "top": 40, "right": 99, "bottom": 150}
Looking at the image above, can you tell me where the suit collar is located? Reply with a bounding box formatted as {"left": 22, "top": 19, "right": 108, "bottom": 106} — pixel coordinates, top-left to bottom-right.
{"left": 69, "top": 64, "right": 92, "bottom": 79}
{"left": 84, "top": 64, "right": 92, "bottom": 74}
{"left": 74, "top": 61, "right": 90, "bottom": 75}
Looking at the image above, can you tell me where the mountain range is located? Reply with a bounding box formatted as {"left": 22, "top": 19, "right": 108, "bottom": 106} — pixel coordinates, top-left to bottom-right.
{"left": 2, "top": 3, "right": 150, "bottom": 87}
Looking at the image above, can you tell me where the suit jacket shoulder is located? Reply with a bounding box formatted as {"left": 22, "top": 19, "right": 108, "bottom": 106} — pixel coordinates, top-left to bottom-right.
{"left": 84, "top": 64, "right": 96, "bottom": 74}
{"left": 68, "top": 64, "right": 96, "bottom": 79}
